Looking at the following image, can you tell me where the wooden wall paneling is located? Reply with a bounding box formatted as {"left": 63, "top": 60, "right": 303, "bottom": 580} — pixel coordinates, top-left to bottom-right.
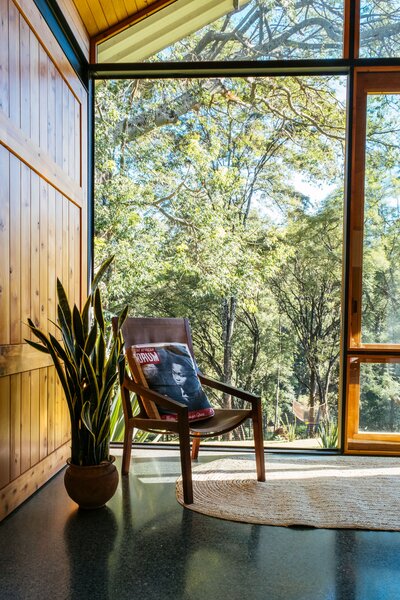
{"left": 39, "top": 46, "right": 48, "bottom": 157}
{"left": 1, "top": 0, "right": 88, "bottom": 517}
{"left": 8, "top": 0, "right": 20, "bottom": 128}
{"left": 55, "top": 373, "right": 62, "bottom": 449}
{"left": 39, "top": 180, "right": 48, "bottom": 331}
{"left": 19, "top": 13, "right": 30, "bottom": 137}
{"left": 47, "top": 366, "right": 55, "bottom": 454}
{"left": 0, "top": 376, "right": 11, "bottom": 489}
{"left": 0, "top": 145, "right": 10, "bottom": 345}
{"left": 29, "top": 27, "right": 40, "bottom": 146}
{"left": 39, "top": 367, "right": 48, "bottom": 461}
{"left": 69, "top": 202, "right": 75, "bottom": 306}
{"left": 9, "top": 154, "right": 21, "bottom": 345}
{"left": 55, "top": 191, "right": 63, "bottom": 319}
{"left": 62, "top": 80, "right": 68, "bottom": 175}
{"left": 68, "top": 89, "right": 75, "bottom": 181}
{"left": 0, "top": 0, "right": 10, "bottom": 116}
{"left": 30, "top": 369, "right": 40, "bottom": 466}
{"left": 0, "top": 440, "right": 71, "bottom": 521}
{"left": 47, "top": 186, "right": 56, "bottom": 337}
{"left": 10, "top": 373, "right": 21, "bottom": 480}
{"left": 0, "top": 110, "right": 84, "bottom": 208}
{"left": 30, "top": 171, "right": 40, "bottom": 328}
{"left": 55, "top": 70, "right": 63, "bottom": 169}
{"left": 20, "top": 371, "right": 31, "bottom": 473}
{"left": 62, "top": 196, "right": 69, "bottom": 298}
{"left": 75, "top": 208, "right": 81, "bottom": 306}
{"left": 74, "top": 97, "right": 81, "bottom": 185}
{"left": 48, "top": 60, "right": 56, "bottom": 164}
{"left": 20, "top": 163, "right": 31, "bottom": 342}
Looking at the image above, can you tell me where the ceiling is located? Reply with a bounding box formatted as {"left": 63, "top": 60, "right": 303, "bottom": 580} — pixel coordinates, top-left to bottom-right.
{"left": 71, "top": 0, "right": 176, "bottom": 40}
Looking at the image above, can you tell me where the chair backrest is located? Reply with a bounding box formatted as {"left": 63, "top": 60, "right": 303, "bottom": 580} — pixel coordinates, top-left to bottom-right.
{"left": 113, "top": 317, "right": 195, "bottom": 420}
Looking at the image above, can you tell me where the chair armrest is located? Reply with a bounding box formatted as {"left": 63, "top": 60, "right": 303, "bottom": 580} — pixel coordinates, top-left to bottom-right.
{"left": 198, "top": 374, "right": 261, "bottom": 405}
{"left": 123, "top": 376, "right": 188, "bottom": 415}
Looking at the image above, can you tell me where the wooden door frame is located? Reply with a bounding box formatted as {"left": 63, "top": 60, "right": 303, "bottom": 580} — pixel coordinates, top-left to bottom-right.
{"left": 345, "top": 68, "right": 400, "bottom": 453}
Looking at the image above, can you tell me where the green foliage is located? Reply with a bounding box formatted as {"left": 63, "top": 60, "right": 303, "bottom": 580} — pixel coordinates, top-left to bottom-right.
{"left": 282, "top": 414, "right": 297, "bottom": 442}
{"left": 26, "top": 258, "right": 128, "bottom": 465}
{"left": 318, "top": 419, "right": 339, "bottom": 449}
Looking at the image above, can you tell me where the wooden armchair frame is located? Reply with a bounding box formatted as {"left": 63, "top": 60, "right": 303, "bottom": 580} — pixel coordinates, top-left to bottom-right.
{"left": 114, "top": 317, "right": 265, "bottom": 504}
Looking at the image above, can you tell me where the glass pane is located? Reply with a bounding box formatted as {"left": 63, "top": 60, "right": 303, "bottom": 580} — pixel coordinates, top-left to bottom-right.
{"left": 359, "top": 362, "right": 400, "bottom": 433}
{"left": 95, "top": 76, "right": 346, "bottom": 448}
{"left": 361, "top": 94, "right": 400, "bottom": 344}
{"left": 98, "top": 0, "right": 344, "bottom": 63}
{"left": 360, "top": 1, "right": 400, "bottom": 58}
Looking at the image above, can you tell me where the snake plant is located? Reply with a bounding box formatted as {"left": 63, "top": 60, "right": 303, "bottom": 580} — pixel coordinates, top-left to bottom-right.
{"left": 25, "top": 257, "right": 128, "bottom": 466}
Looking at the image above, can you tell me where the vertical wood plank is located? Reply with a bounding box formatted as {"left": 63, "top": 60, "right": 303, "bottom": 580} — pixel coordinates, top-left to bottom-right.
{"left": 39, "top": 46, "right": 48, "bottom": 154}
{"left": 30, "top": 171, "right": 40, "bottom": 328}
{"left": 0, "top": 145, "right": 10, "bottom": 345}
{"left": 8, "top": 0, "right": 20, "bottom": 128}
{"left": 0, "top": 0, "right": 10, "bottom": 116}
{"left": 20, "top": 371, "right": 31, "bottom": 473}
{"left": 74, "top": 99, "right": 81, "bottom": 185}
{"left": 0, "top": 376, "right": 11, "bottom": 489}
{"left": 30, "top": 370, "right": 40, "bottom": 466}
{"left": 62, "top": 195, "right": 69, "bottom": 297}
{"left": 39, "top": 180, "right": 48, "bottom": 331}
{"left": 62, "top": 80, "right": 69, "bottom": 174}
{"left": 48, "top": 59, "right": 56, "bottom": 163}
{"left": 55, "top": 192, "right": 63, "bottom": 335}
{"left": 9, "top": 154, "right": 21, "bottom": 344}
{"left": 47, "top": 185, "right": 56, "bottom": 336}
{"left": 54, "top": 373, "right": 62, "bottom": 449}
{"left": 68, "top": 89, "right": 75, "bottom": 180}
{"left": 10, "top": 373, "right": 21, "bottom": 481}
{"left": 74, "top": 209, "right": 81, "bottom": 307}
{"left": 19, "top": 14, "right": 31, "bottom": 137}
{"left": 55, "top": 70, "right": 63, "bottom": 168}
{"left": 69, "top": 202, "right": 75, "bottom": 308}
{"left": 47, "top": 366, "right": 55, "bottom": 454}
{"left": 20, "top": 163, "right": 31, "bottom": 341}
{"left": 39, "top": 368, "right": 48, "bottom": 461}
{"left": 29, "top": 27, "right": 40, "bottom": 146}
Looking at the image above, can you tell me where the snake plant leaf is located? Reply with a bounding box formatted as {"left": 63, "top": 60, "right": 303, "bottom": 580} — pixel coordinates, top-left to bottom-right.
{"left": 47, "top": 318, "right": 62, "bottom": 333}
{"left": 91, "top": 256, "right": 114, "bottom": 293}
{"left": 96, "top": 329, "right": 106, "bottom": 379}
{"left": 82, "top": 352, "right": 100, "bottom": 404}
{"left": 81, "top": 294, "right": 92, "bottom": 337}
{"left": 24, "top": 339, "right": 50, "bottom": 354}
{"left": 99, "top": 372, "right": 119, "bottom": 410}
{"left": 57, "top": 305, "right": 75, "bottom": 358}
{"left": 56, "top": 279, "right": 72, "bottom": 331}
{"left": 118, "top": 305, "right": 129, "bottom": 329}
{"left": 72, "top": 305, "right": 85, "bottom": 350}
{"left": 27, "top": 322, "right": 73, "bottom": 409}
{"left": 81, "top": 401, "right": 96, "bottom": 438}
{"left": 96, "top": 415, "right": 110, "bottom": 447}
{"left": 84, "top": 322, "right": 98, "bottom": 359}
{"left": 48, "top": 333, "right": 80, "bottom": 394}
{"left": 93, "top": 288, "right": 105, "bottom": 333}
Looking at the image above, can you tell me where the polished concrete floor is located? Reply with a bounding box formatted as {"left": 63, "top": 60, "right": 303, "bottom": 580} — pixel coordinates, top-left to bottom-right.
{"left": 1, "top": 448, "right": 400, "bottom": 600}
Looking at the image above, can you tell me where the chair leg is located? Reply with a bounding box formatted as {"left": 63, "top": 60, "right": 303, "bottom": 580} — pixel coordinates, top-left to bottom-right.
{"left": 179, "top": 429, "right": 193, "bottom": 504}
{"left": 191, "top": 435, "right": 201, "bottom": 460}
{"left": 122, "top": 424, "right": 134, "bottom": 476}
{"left": 253, "top": 403, "right": 266, "bottom": 482}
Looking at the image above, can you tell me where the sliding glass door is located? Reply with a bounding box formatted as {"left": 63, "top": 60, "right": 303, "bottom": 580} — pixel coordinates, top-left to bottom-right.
{"left": 346, "top": 70, "right": 400, "bottom": 452}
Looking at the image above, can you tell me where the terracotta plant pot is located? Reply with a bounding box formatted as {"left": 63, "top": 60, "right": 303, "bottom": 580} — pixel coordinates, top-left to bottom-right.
{"left": 64, "top": 457, "right": 119, "bottom": 509}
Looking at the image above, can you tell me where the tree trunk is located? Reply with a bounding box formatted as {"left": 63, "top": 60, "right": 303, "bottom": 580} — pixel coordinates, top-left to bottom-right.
{"left": 222, "top": 296, "right": 237, "bottom": 410}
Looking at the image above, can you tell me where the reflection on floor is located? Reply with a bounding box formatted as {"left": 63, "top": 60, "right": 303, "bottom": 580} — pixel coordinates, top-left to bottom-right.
{"left": 1, "top": 448, "right": 400, "bottom": 600}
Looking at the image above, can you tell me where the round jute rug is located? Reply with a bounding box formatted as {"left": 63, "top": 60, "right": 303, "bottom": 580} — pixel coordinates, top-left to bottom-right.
{"left": 176, "top": 455, "right": 400, "bottom": 530}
